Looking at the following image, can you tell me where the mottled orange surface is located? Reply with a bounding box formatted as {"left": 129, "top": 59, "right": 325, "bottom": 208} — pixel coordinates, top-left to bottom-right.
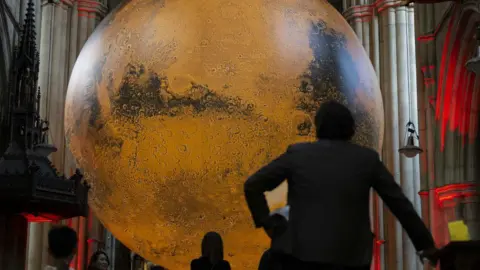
{"left": 64, "top": 0, "right": 384, "bottom": 268}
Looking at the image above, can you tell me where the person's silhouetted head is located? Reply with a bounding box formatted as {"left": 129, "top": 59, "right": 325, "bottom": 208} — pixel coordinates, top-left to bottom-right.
{"left": 88, "top": 250, "right": 110, "bottom": 270}
{"left": 48, "top": 226, "right": 78, "bottom": 260}
{"left": 201, "top": 231, "right": 224, "bottom": 265}
{"left": 150, "top": 266, "right": 167, "bottom": 270}
{"left": 314, "top": 101, "right": 355, "bottom": 141}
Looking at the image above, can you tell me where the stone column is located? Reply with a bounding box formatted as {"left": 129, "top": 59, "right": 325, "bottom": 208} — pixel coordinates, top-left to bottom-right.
{"left": 76, "top": 1, "right": 108, "bottom": 265}
{"left": 64, "top": 1, "right": 81, "bottom": 266}
{"left": 29, "top": 1, "right": 73, "bottom": 270}
{"left": 417, "top": 2, "right": 446, "bottom": 253}
{"left": 104, "top": 230, "right": 117, "bottom": 269}
{"left": 77, "top": 1, "right": 89, "bottom": 49}
{"left": 26, "top": 222, "right": 43, "bottom": 270}
{"left": 27, "top": 1, "right": 56, "bottom": 270}
{"left": 0, "top": 216, "right": 29, "bottom": 270}
{"left": 379, "top": 2, "right": 402, "bottom": 269}
{"left": 396, "top": 3, "right": 420, "bottom": 269}
{"left": 46, "top": 0, "right": 69, "bottom": 169}
{"left": 414, "top": 4, "right": 434, "bottom": 270}
{"left": 370, "top": 5, "right": 380, "bottom": 75}
{"left": 354, "top": 17, "right": 364, "bottom": 44}
{"left": 369, "top": 5, "right": 385, "bottom": 269}
{"left": 407, "top": 5, "right": 422, "bottom": 270}
{"left": 362, "top": 1, "right": 371, "bottom": 57}
{"left": 343, "top": 0, "right": 368, "bottom": 45}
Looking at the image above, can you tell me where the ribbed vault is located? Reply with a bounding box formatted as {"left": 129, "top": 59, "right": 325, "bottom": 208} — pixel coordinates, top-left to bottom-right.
{"left": 436, "top": 5, "right": 480, "bottom": 149}
{"left": 435, "top": 3, "right": 480, "bottom": 186}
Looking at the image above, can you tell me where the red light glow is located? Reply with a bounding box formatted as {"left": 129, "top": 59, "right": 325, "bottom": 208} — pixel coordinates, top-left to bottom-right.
{"left": 419, "top": 183, "right": 479, "bottom": 207}
{"left": 22, "top": 212, "right": 63, "bottom": 222}
{"left": 435, "top": 9, "right": 479, "bottom": 150}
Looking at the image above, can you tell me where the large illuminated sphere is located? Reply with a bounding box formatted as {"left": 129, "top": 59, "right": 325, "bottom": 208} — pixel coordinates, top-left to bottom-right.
{"left": 65, "top": 0, "right": 384, "bottom": 268}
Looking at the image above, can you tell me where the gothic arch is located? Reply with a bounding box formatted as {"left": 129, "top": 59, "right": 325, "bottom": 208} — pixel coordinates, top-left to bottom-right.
{"left": 436, "top": 4, "right": 480, "bottom": 150}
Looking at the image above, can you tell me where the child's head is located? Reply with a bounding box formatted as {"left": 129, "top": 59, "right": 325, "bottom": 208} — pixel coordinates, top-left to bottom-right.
{"left": 48, "top": 226, "right": 78, "bottom": 261}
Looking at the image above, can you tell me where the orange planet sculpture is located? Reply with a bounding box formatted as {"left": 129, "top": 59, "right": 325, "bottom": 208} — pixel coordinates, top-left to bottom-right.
{"left": 65, "top": 0, "right": 384, "bottom": 268}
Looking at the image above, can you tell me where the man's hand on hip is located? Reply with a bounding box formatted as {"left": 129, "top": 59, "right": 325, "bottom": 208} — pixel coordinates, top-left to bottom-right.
{"left": 263, "top": 214, "right": 288, "bottom": 239}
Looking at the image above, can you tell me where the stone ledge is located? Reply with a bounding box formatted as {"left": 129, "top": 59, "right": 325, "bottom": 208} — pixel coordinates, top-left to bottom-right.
{"left": 78, "top": 0, "right": 107, "bottom": 18}
{"left": 419, "top": 183, "right": 479, "bottom": 207}
{"left": 343, "top": 0, "right": 412, "bottom": 22}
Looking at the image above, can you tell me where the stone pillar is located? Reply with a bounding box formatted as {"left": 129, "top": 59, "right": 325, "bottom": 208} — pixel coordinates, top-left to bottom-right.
{"left": 414, "top": 4, "right": 433, "bottom": 270}
{"left": 343, "top": 0, "right": 370, "bottom": 46}
{"left": 65, "top": 2, "right": 81, "bottom": 267}
{"left": 0, "top": 216, "right": 28, "bottom": 270}
{"left": 370, "top": 4, "right": 380, "bottom": 75}
{"left": 342, "top": 0, "right": 348, "bottom": 11}
{"left": 369, "top": 5, "right": 385, "bottom": 269}
{"left": 27, "top": 1, "right": 60, "bottom": 269}
{"left": 77, "top": 3, "right": 88, "bottom": 50}
{"left": 29, "top": 0, "right": 74, "bottom": 269}
{"left": 354, "top": 17, "right": 364, "bottom": 43}
{"left": 379, "top": 3, "right": 402, "bottom": 269}
{"left": 345, "top": 2, "right": 385, "bottom": 268}
{"left": 396, "top": 4, "right": 418, "bottom": 269}
{"left": 362, "top": 1, "right": 371, "bottom": 58}
{"left": 104, "top": 230, "right": 117, "bottom": 269}
{"left": 26, "top": 222, "right": 43, "bottom": 270}
{"left": 407, "top": 5, "right": 423, "bottom": 270}
{"left": 415, "top": 1, "right": 445, "bottom": 255}
{"left": 75, "top": 1, "right": 108, "bottom": 266}
{"left": 46, "top": 0, "right": 70, "bottom": 169}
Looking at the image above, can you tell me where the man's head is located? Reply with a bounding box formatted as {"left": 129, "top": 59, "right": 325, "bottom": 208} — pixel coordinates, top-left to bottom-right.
{"left": 48, "top": 225, "right": 78, "bottom": 261}
{"left": 314, "top": 101, "right": 355, "bottom": 141}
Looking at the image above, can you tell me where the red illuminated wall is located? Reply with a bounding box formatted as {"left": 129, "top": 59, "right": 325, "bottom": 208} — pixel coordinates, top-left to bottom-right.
{"left": 417, "top": 0, "right": 480, "bottom": 254}
{"left": 434, "top": 6, "right": 480, "bottom": 150}
{"left": 419, "top": 183, "right": 479, "bottom": 246}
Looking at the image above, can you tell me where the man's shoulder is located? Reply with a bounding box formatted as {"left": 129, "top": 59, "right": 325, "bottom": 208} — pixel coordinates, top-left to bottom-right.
{"left": 289, "top": 141, "right": 377, "bottom": 153}
{"left": 191, "top": 257, "right": 206, "bottom": 265}
{"left": 286, "top": 142, "right": 314, "bottom": 151}
{"left": 347, "top": 142, "right": 379, "bottom": 154}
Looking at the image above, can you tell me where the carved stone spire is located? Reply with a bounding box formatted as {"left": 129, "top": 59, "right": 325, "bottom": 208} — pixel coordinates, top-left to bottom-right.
{"left": 0, "top": 0, "right": 90, "bottom": 222}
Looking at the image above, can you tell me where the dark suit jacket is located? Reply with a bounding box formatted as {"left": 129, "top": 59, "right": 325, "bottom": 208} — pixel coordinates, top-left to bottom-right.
{"left": 190, "top": 257, "right": 231, "bottom": 270}
{"left": 244, "top": 140, "right": 435, "bottom": 266}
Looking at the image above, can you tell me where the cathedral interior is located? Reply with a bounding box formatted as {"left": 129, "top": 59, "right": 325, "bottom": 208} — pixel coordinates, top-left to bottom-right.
{"left": 0, "top": 0, "right": 479, "bottom": 269}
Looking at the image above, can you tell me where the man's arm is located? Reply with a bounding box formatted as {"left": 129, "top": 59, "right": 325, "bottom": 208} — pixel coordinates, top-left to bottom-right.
{"left": 371, "top": 154, "right": 435, "bottom": 252}
{"left": 244, "top": 147, "right": 291, "bottom": 228}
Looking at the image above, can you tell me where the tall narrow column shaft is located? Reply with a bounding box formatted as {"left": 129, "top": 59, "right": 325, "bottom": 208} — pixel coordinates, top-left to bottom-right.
{"left": 47, "top": 1, "right": 68, "bottom": 169}
{"left": 363, "top": 16, "right": 371, "bottom": 57}
{"left": 354, "top": 17, "right": 364, "bottom": 43}
{"left": 406, "top": 5, "right": 423, "bottom": 270}
{"left": 28, "top": 2, "right": 57, "bottom": 269}
{"left": 380, "top": 6, "right": 402, "bottom": 269}
{"left": 1, "top": 216, "right": 28, "bottom": 270}
{"left": 26, "top": 223, "right": 43, "bottom": 270}
{"left": 369, "top": 7, "right": 385, "bottom": 269}
{"left": 396, "top": 5, "right": 417, "bottom": 269}
{"left": 423, "top": 3, "right": 445, "bottom": 248}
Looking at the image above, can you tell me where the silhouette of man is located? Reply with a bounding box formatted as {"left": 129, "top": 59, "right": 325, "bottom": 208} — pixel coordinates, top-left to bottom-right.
{"left": 244, "top": 101, "right": 438, "bottom": 269}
